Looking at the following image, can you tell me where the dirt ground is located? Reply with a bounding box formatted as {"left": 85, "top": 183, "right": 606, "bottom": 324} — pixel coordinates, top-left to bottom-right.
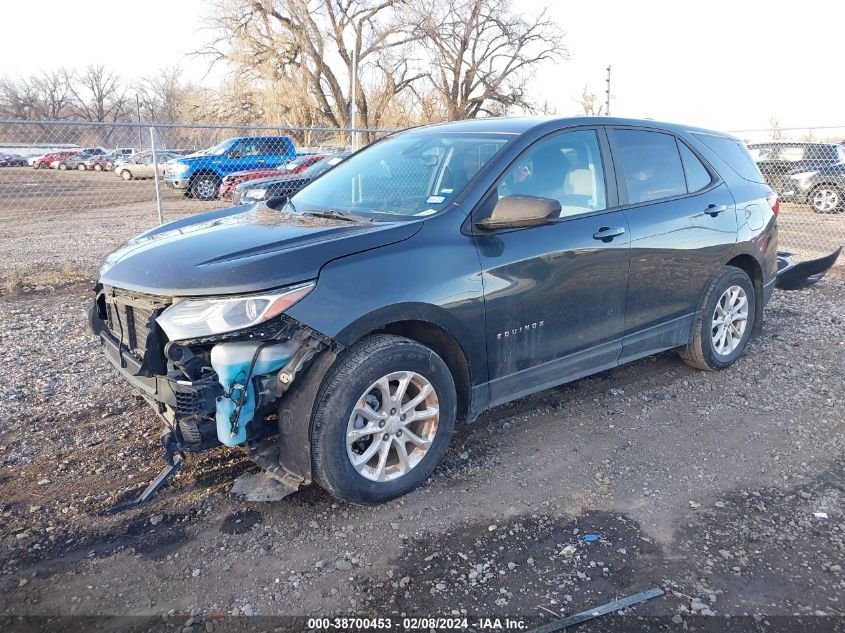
{"left": 0, "top": 170, "right": 844, "bottom": 632}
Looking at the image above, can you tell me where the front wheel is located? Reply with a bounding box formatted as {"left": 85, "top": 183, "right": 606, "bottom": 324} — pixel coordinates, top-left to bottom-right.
{"left": 810, "top": 185, "right": 842, "bottom": 213}
{"left": 191, "top": 174, "right": 220, "bottom": 201}
{"left": 77, "top": 164, "right": 86, "bottom": 171}
{"left": 93, "top": 164, "right": 103, "bottom": 172}
{"left": 58, "top": 163, "right": 67, "bottom": 171}
{"left": 311, "top": 335, "right": 457, "bottom": 505}
{"left": 121, "top": 170, "right": 132, "bottom": 181}
{"left": 680, "top": 267, "right": 756, "bottom": 371}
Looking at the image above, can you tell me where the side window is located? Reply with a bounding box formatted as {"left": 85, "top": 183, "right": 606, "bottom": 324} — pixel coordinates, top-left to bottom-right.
{"left": 496, "top": 129, "right": 606, "bottom": 218}
{"left": 678, "top": 142, "right": 713, "bottom": 193}
{"left": 747, "top": 146, "right": 772, "bottom": 162}
{"left": 612, "top": 129, "right": 686, "bottom": 204}
{"left": 256, "top": 139, "right": 285, "bottom": 155}
{"left": 776, "top": 146, "right": 806, "bottom": 162}
{"left": 238, "top": 140, "right": 261, "bottom": 157}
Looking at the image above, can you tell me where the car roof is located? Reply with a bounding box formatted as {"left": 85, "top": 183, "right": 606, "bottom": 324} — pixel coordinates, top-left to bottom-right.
{"left": 747, "top": 140, "right": 837, "bottom": 147}
{"left": 401, "top": 116, "right": 739, "bottom": 140}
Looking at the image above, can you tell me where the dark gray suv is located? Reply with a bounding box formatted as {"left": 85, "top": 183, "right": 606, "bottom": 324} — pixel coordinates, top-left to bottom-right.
{"left": 92, "top": 116, "right": 781, "bottom": 507}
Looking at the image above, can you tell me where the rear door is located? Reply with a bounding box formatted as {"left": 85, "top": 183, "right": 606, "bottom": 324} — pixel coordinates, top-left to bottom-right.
{"left": 608, "top": 127, "right": 737, "bottom": 362}
{"left": 474, "top": 128, "right": 631, "bottom": 405}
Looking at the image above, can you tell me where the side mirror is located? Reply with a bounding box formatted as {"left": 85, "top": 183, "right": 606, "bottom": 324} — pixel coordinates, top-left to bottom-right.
{"left": 475, "top": 195, "right": 561, "bottom": 230}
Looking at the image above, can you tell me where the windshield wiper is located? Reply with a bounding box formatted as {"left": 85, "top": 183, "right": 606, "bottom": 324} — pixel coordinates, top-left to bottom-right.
{"left": 304, "top": 209, "right": 370, "bottom": 222}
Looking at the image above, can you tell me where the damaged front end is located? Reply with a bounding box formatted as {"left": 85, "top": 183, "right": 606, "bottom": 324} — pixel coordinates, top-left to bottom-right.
{"left": 89, "top": 283, "right": 338, "bottom": 510}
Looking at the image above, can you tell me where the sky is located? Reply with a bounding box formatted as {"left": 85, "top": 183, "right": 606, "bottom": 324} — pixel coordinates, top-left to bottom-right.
{"left": 1, "top": 0, "right": 842, "bottom": 133}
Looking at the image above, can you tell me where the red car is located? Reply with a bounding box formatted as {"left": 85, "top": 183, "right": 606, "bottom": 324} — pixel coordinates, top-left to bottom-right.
{"left": 218, "top": 153, "right": 325, "bottom": 200}
{"left": 33, "top": 151, "right": 78, "bottom": 169}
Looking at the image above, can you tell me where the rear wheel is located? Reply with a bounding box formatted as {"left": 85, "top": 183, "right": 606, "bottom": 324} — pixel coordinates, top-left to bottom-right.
{"left": 191, "top": 174, "right": 220, "bottom": 201}
{"left": 58, "top": 163, "right": 67, "bottom": 171}
{"left": 93, "top": 164, "right": 103, "bottom": 172}
{"left": 311, "top": 335, "right": 457, "bottom": 505}
{"left": 810, "top": 185, "right": 842, "bottom": 213}
{"left": 77, "top": 164, "right": 86, "bottom": 171}
{"left": 680, "top": 267, "right": 756, "bottom": 371}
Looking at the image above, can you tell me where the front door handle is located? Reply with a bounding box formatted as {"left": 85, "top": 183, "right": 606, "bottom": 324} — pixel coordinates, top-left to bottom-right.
{"left": 592, "top": 226, "right": 626, "bottom": 242}
{"left": 705, "top": 203, "right": 727, "bottom": 217}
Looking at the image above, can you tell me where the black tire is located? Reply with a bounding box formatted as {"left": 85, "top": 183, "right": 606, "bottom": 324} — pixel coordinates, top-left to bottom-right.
{"left": 191, "top": 174, "right": 220, "bottom": 201}
{"left": 311, "top": 335, "right": 457, "bottom": 505}
{"left": 58, "top": 162, "right": 67, "bottom": 171}
{"left": 121, "top": 169, "right": 133, "bottom": 181}
{"left": 680, "top": 267, "right": 756, "bottom": 371}
{"left": 93, "top": 164, "right": 103, "bottom": 172}
{"left": 77, "top": 164, "right": 86, "bottom": 171}
{"left": 809, "top": 184, "right": 843, "bottom": 214}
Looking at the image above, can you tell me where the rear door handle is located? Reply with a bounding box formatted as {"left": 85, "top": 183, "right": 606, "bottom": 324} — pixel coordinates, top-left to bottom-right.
{"left": 705, "top": 204, "right": 727, "bottom": 217}
{"left": 592, "top": 226, "right": 626, "bottom": 242}
{"left": 256, "top": 159, "right": 265, "bottom": 164}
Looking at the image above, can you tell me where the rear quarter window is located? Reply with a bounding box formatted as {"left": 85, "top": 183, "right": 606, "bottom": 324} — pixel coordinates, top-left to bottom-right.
{"left": 692, "top": 133, "right": 765, "bottom": 183}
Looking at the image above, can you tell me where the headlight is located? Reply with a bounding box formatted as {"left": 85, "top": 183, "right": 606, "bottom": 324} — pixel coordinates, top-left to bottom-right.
{"left": 156, "top": 283, "right": 315, "bottom": 340}
{"left": 244, "top": 188, "right": 267, "bottom": 200}
{"left": 172, "top": 163, "right": 190, "bottom": 174}
{"left": 790, "top": 170, "right": 817, "bottom": 181}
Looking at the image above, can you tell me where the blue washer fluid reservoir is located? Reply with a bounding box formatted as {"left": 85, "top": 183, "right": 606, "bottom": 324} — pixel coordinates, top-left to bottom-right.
{"left": 210, "top": 341, "right": 300, "bottom": 447}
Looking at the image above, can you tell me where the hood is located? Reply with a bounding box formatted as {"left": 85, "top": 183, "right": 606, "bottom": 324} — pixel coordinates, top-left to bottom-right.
{"left": 98, "top": 205, "right": 422, "bottom": 297}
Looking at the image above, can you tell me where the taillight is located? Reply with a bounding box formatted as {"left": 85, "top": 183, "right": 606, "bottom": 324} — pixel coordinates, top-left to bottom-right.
{"left": 767, "top": 193, "right": 780, "bottom": 217}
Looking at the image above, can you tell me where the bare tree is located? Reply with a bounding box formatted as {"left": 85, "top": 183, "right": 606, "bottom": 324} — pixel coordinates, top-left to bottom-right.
{"left": 134, "top": 67, "right": 190, "bottom": 123}
{"left": 577, "top": 85, "right": 603, "bottom": 116}
{"left": 0, "top": 69, "right": 75, "bottom": 120}
{"left": 199, "top": 0, "right": 424, "bottom": 129}
{"left": 411, "top": 0, "right": 567, "bottom": 120}
{"left": 769, "top": 115, "right": 783, "bottom": 141}
{"left": 67, "top": 65, "right": 129, "bottom": 123}
{"left": 30, "top": 69, "right": 75, "bottom": 120}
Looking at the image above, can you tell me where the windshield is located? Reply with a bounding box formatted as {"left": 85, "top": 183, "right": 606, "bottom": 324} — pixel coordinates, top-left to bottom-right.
{"left": 291, "top": 133, "right": 511, "bottom": 218}
{"left": 206, "top": 139, "right": 235, "bottom": 156}
{"left": 298, "top": 153, "right": 349, "bottom": 178}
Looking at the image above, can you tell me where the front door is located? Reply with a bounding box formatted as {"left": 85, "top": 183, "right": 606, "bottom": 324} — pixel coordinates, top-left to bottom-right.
{"left": 473, "top": 128, "right": 631, "bottom": 406}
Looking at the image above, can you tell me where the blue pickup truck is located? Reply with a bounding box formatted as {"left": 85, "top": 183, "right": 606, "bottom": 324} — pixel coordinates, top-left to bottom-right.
{"left": 164, "top": 136, "right": 297, "bottom": 200}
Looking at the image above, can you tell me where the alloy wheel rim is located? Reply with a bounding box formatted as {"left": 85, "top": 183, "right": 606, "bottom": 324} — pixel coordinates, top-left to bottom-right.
{"left": 346, "top": 370, "right": 440, "bottom": 482}
{"left": 197, "top": 179, "right": 216, "bottom": 198}
{"left": 712, "top": 285, "right": 749, "bottom": 356}
{"left": 813, "top": 189, "right": 838, "bottom": 212}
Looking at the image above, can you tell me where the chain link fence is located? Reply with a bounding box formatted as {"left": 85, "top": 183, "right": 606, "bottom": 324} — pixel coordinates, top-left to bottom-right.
{"left": 729, "top": 125, "right": 845, "bottom": 265}
{"left": 0, "top": 119, "right": 842, "bottom": 293}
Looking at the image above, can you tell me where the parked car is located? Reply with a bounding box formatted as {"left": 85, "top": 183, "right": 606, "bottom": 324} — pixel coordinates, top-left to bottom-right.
{"left": 115, "top": 152, "right": 180, "bottom": 180}
{"left": 747, "top": 141, "right": 844, "bottom": 198}
{"left": 33, "top": 151, "right": 76, "bottom": 169}
{"left": 233, "top": 153, "right": 350, "bottom": 204}
{"left": 164, "top": 136, "right": 298, "bottom": 201}
{"left": 775, "top": 146, "right": 845, "bottom": 213}
{"left": 92, "top": 116, "right": 784, "bottom": 507}
{"left": 219, "top": 153, "right": 328, "bottom": 200}
{"left": 55, "top": 154, "right": 90, "bottom": 170}
{"left": 0, "top": 153, "right": 28, "bottom": 167}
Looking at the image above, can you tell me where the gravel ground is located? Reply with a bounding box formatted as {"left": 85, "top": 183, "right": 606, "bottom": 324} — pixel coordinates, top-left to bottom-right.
{"left": 0, "top": 270, "right": 843, "bottom": 629}
{"left": 0, "top": 179, "right": 843, "bottom": 630}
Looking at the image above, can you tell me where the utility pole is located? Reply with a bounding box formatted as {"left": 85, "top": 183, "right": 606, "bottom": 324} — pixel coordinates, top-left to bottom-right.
{"left": 350, "top": 42, "right": 358, "bottom": 151}
{"left": 136, "top": 94, "right": 143, "bottom": 150}
{"left": 605, "top": 65, "right": 611, "bottom": 116}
